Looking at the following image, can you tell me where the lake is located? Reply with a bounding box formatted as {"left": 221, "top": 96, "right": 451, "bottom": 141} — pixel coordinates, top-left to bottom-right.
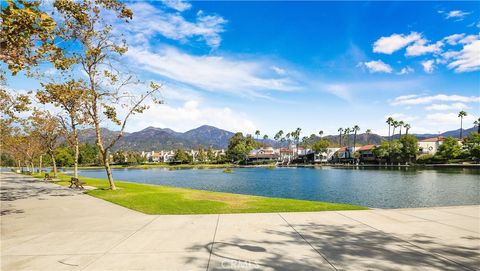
{"left": 75, "top": 167, "right": 480, "bottom": 208}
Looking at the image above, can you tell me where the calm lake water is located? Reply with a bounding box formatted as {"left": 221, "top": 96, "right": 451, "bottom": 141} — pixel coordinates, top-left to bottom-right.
{"left": 76, "top": 167, "right": 480, "bottom": 208}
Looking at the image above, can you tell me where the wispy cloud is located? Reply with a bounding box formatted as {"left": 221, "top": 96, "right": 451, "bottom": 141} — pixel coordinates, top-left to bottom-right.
{"left": 126, "top": 46, "right": 299, "bottom": 98}
{"left": 425, "top": 103, "right": 470, "bottom": 111}
{"left": 391, "top": 94, "right": 480, "bottom": 105}
{"left": 397, "top": 66, "right": 414, "bottom": 75}
{"left": 161, "top": 0, "right": 191, "bottom": 12}
{"left": 441, "top": 10, "right": 471, "bottom": 21}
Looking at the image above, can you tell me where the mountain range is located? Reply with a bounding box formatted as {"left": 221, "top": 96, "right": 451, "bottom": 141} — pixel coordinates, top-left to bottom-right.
{"left": 77, "top": 125, "right": 477, "bottom": 151}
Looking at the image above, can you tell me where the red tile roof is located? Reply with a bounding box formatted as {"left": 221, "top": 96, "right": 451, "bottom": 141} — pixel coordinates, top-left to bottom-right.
{"left": 420, "top": 136, "right": 447, "bottom": 142}
{"left": 357, "top": 144, "right": 376, "bottom": 151}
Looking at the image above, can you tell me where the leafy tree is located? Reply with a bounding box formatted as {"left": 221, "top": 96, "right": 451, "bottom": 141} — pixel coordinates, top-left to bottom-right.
{"left": 372, "top": 141, "right": 388, "bottom": 162}
{"left": 399, "top": 135, "right": 418, "bottom": 163}
{"left": 37, "top": 79, "right": 87, "bottom": 178}
{"left": 79, "top": 143, "right": 99, "bottom": 165}
{"left": 173, "top": 149, "right": 191, "bottom": 164}
{"left": 0, "top": 0, "right": 64, "bottom": 75}
{"left": 197, "top": 148, "right": 207, "bottom": 163}
{"left": 226, "top": 132, "right": 258, "bottom": 163}
{"left": 312, "top": 139, "right": 329, "bottom": 154}
{"left": 437, "top": 137, "right": 462, "bottom": 159}
{"left": 207, "top": 147, "right": 216, "bottom": 163}
{"left": 51, "top": 0, "right": 160, "bottom": 190}
{"left": 463, "top": 133, "right": 480, "bottom": 161}
{"left": 29, "top": 109, "right": 61, "bottom": 176}
{"left": 112, "top": 151, "right": 126, "bottom": 165}
{"left": 55, "top": 146, "right": 74, "bottom": 167}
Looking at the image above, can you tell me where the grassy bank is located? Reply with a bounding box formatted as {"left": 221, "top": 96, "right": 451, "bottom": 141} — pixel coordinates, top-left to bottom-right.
{"left": 32, "top": 173, "right": 366, "bottom": 214}
{"left": 70, "top": 163, "right": 233, "bottom": 170}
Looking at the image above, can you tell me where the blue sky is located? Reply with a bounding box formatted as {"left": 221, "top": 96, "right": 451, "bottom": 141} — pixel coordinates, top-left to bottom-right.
{"left": 6, "top": 0, "right": 480, "bottom": 136}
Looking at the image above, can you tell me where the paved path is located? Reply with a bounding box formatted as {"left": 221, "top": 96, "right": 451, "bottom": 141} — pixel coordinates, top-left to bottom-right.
{"left": 1, "top": 172, "right": 479, "bottom": 271}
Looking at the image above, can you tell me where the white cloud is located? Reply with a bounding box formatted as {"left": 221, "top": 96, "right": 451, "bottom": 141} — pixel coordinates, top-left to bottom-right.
{"left": 447, "top": 39, "right": 480, "bottom": 72}
{"left": 425, "top": 103, "right": 470, "bottom": 111}
{"left": 443, "top": 33, "right": 465, "bottom": 45}
{"left": 122, "top": 2, "right": 226, "bottom": 49}
{"left": 126, "top": 46, "right": 298, "bottom": 98}
{"left": 391, "top": 94, "right": 480, "bottom": 105}
{"left": 362, "top": 60, "right": 393, "bottom": 73}
{"left": 397, "top": 66, "right": 414, "bottom": 75}
{"left": 405, "top": 39, "right": 443, "bottom": 56}
{"left": 421, "top": 60, "right": 435, "bottom": 73}
{"left": 373, "top": 32, "right": 421, "bottom": 54}
{"left": 426, "top": 112, "right": 475, "bottom": 125}
{"left": 126, "top": 100, "right": 257, "bottom": 133}
{"left": 444, "top": 10, "right": 470, "bottom": 20}
{"left": 161, "top": 0, "right": 191, "bottom": 12}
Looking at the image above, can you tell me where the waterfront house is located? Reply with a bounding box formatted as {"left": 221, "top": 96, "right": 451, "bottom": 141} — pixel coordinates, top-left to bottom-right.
{"left": 357, "top": 144, "right": 376, "bottom": 163}
{"left": 247, "top": 147, "right": 279, "bottom": 162}
{"left": 418, "top": 137, "right": 446, "bottom": 155}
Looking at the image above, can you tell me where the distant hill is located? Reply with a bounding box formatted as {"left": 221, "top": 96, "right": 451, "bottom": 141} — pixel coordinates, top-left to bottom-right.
{"left": 77, "top": 125, "right": 477, "bottom": 151}
{"left": 413, "top": 127, "right": 477, "bottom": 139}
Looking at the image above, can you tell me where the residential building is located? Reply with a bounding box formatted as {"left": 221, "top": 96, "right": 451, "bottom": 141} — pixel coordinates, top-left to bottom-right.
{"left": 357, "top": 144, "right": 376, "bottom": 162}
{"left": 418, "top": 137, "right": 446, "bottom": 155}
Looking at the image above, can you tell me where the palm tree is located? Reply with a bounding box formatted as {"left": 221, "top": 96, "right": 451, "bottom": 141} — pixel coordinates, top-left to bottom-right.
{"left": 344, "top": 128, "right": 351, "bottom": 158}
{"left": 352, "top": 125, "right": 360, "bottom": 149}
{"left": 365, "top": 129, "right": 371, "bottom": 144}
{"left": 386, "top": 117, "right": 394, "bottom": 141}
{"left": 458, "top": 111, "right": 467, "bottom": 139}
{"left": 318, "top": 130, "right": 323, "bottom": 139}
{"left": 255, "top": 130, "right": 260, "bottom": 141}
{"left": 293, "top": 128, "right": 301, "bottom": 156}
{"left": 274, "top": 130, "right": 283, "bottom": 141}
{"left": 404, "top": 124, "right": 410, "bottom": 135}
{"left": 474, "top": 118, "right": 480, "bottom": 134}
{"left": 392, "top": 120, "right": 399, "bottom": 138}
{"left": 398, "top": 121, "right": 405, "bottom": 137}
{"left": 337, "top": 128, "right": 343, "bottom": 147}
{"left": 263, "top": 134, "right": 268, "bottom": 140}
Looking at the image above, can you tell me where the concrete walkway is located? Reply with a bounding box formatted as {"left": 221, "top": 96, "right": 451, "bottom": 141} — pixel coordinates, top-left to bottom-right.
{"left": 1, "top": 172, "right": 479, "bottom": 271}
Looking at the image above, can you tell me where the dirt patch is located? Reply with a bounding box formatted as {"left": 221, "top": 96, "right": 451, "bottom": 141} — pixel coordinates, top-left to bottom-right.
{"left": 183, "top": 192, "right": 255, "bottom": 209}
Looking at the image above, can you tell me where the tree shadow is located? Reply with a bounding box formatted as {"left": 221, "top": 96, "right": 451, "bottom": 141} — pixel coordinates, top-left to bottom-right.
{"left": 184, "top": 220, "right": 479, "bottom": 270}
{"left": 0, "top": 173, "right": 78, "bottom": 215}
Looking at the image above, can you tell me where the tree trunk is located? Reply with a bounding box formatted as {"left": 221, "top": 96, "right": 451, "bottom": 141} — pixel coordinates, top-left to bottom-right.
{"left": 39, "top": 155, "right": 43, "bottom": 173}
{"left": 460, "top": 118, "right": 463, "bottom": 139}
{"left": 74, "top": 135, "right": 79, "bottom": 179}
{"left": 50, "top": 153, "right": 57, "bottom": 177}
{"left": 100, "top": 149, "right": 116, "bottom": 190}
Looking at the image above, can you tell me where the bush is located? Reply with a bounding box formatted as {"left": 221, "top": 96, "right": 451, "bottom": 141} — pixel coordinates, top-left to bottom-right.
{"left": 416, "top": 154, "right": 445, "bottom": 164}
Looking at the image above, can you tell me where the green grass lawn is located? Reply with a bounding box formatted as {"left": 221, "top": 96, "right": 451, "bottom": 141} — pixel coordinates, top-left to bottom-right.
{"left": 32, "top": 173, "right": 367, "bottom": 214}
